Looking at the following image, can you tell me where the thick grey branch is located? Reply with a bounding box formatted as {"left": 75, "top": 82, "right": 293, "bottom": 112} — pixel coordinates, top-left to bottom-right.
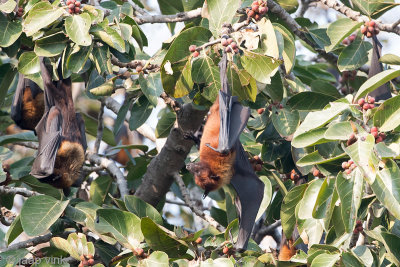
{"left": 134, "top": 7, "right": 202, "bottom": 25}
{"left": 173, "top": 172, "right": 225, "bottom": 232}
{"left": 3, "top": 233, "right": 53, "bottom": 252}
{"left": 134, "top": 104, "right": 207, "bottom": 206}
{"left": 87, "top": 152, "right": 128, "bottom": 197}
{"left": 0, "top": 186, "right": 41, "bottom": 197}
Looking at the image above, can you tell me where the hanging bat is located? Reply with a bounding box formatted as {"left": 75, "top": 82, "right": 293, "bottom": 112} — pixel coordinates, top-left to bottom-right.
{"left": 186, "top": 53, "right": 264, "bottom": 250}
{"left": 11, "top": 74, "right": 44, "bottom": 131}
{"left": 368, "top": 35, "right": 391, "bottom": 101}
{"left": 30, "top": 57, "right": 87, "bottom": 189}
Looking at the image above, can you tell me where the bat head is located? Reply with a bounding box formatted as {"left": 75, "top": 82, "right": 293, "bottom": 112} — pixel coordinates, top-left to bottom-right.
{"left": 186, "top": 161, "right": 221, "bottom": 197}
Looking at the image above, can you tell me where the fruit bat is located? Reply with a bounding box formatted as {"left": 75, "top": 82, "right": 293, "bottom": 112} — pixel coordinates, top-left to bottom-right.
{"left": 368, "top": 35, "right": 391, "bottom": 101}
{"left": 11, "top": 74, "right": 44, "bottom": 131}
{"left": 187, "top": 53, "right": 264, "bottom": 250}
{"left": 30, "top": 57, "right": 87, "bottom": 189}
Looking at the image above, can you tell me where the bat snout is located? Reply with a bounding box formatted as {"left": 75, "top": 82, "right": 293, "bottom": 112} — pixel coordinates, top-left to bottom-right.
{"left": 186, "top": 163, "right": 196, "bottom": 173}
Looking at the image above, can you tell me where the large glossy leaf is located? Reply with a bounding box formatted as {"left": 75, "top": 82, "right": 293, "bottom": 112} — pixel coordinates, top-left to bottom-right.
{"left": 0, "top": 249, "right": 29, "bottom": 266}
{"left": 298, "top": 179, "right": 324, "bottom": 220}
{"left": 129, "top": 95, "right": 154, "bottom": 131}
{"left": 18, "top": 51, "right": 40, "bottom": 75}
{"left": 273, "top": 23, "right": 296, "bottom": 73}
{"left": 155, "top": 111, "right": 176, "bottom": 138}
{"left": 0, "top": 131, "right": 37, "bottom": 146}
{"left": 263, "top": 71, "right": 283, "bottom": 102}
{"left": 351, "top": 0, "right": 394, "bottom": 16}
{"left": 141, "top": 217, "right": 188, "bottom": 258}
{"left": 228, "top": 63, "right": 257, "bottom": 102}
{"left": 92, "top": 25, "right": 126, "bottom": 52}
{"left": 92, "top": 45, "right": 112, "bottom": 75}
{"left": 380, "top": 54, "right": 400, "bottom": 65}
{"left": 311, "top": 80, "right": 341, "bottom": 98}
{"left": 325, "top": 18, "right": 362, "bottom": 52}
{"left": 365, "top": 226, "right": 400, "bottom": 264}
{"left": 138, "top": 251, "right": 169, "bottom": 266}
{"left": 271, "top": 107, "right": 299, "bottom": 137}
{"left": 287, "top": 92, "right": 336, "bottom": 111}
{"left": 20, "top": 176, "right": 63, "bottom": 199}
{"left": 355, "top": 69, "right": 400, "bottom": 100}
{"left": 338, "top": 34, "right": 372, "bottom": 71}
{"left": 281, "top": 184, "right": 308, "bottom": 238}
{"left": 292, "top": 127, "right": 329, "bottom": 148}
{"left": 310, "top": 253, "right": 340, "bottom": 267}
{"left": 5, "top": 215, "right": 23, "bottom": 245}
{"left": 373, "top": 95, "right": 400, "bottom": 132}
{"left": 95, "top": 209, "right": 143, "bottom": 249}
{"left": 34, "top": 31, "right": 68, "bottom": 57}
{"left": 124, "top": 195, "right": 163, "bottom": 224}
{"left": 23, "top": 1, "right": 64, "bottom": 36}
{"left": 0, "top": 0, "right": 16, "bottom": 13}
{"left": 192, "top": 55, "right": 221, "bottom": 101}
{"left": 0, "top": 64, "right": 17, "bottom": 106}
{"left": 336, "top": 171, "right": 363, "bottom": 233}
{"left": 207, "top": 0, "right": 240, "bottom": 37}
{"left": 138, "top": 73, "right": 163, "bottom": 106}
{"left": 0, "top": 12, "right": 22, "bottom": 47}
{"left": 67, "top": 44, "right": 93, "bottom": 74}
{"left": 258, "top": 18, "right": 279, "bottom": 59}
{"left": 370, "top": 160, "right": 400, "bottom": 219}
{"left": 20, "top": 195, "right": 69, "bottom": 236}
{"left": 343, "top": 135, "right": 379, "bottom": 184}
{"left": 324, "top": 121, "right": 354, "bottom": 141}
{"left": 65, "top": 13, "right": 92, "bottom": 46}
{"left": 90, "top": 176, "right": 113, "bottom": 205}
{"left": 241, "top": 50, "right": 281, "bottom": 84}
{"left": 256, "top": 176, "right": 273, "bottom": 220}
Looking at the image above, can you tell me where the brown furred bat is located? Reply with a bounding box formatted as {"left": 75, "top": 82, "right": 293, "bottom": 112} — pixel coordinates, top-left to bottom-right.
{"left": 11, "top": 74, "right": 44, "bottom": 131}
{"left": 30, "top": 58, "right": 87, "bottom": 189}
{"left": 187, "top": 53, "right": 264, "bottom": 250}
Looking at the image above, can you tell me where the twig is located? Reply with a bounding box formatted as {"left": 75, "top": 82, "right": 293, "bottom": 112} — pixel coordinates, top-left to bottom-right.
{"left": 103, "top": 97, "right": 156, "bottom": 142}
{"left": 318, "top": 0, "right": 400, "bottom": 35}
{"left": 3, "top": 233, "right": 53, "bottom": 252}
{"left": 296, "top": 0, "right": 313, "bottom": 17}
{"left": 160, "top": 92, "right": 182, "bottom": 112}
{"left": 86, "top": 152, "right": 129, "bottom": 197}
{"left": 134, "top": 7, "right": 202, "bottom": 25}
{"left": 391, "top": 18, "right": 400, "bottom": 29}
{"left": 0, "top": 186, "right": 41, "bottom": 197}
{"left": 0, "top": 207, "right": 15, "bottom": 226}
{"left": 111, "top": 56, "right": 159, "bottom": 73}
{"left": 127, "top": 0, "right": 148, "bottom": 15}
{"left": 82, "top": 165, "right": 105, "bottom": 172}
{"left": 94, "top": 101, "right": 105, "bottom": 154}
{"left": 165, "top": 199, "right": 207, "bottom": 210}
{"left": 14, "top": 142, "right": 38, "bottom": 149}
{"left": 172, "top": 172, "right": 225, "bottom": 232}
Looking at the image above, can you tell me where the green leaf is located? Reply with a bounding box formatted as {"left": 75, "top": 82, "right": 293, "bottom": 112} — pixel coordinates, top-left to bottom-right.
{"left": 67, "top": 44, "right": 93, "bottom": 74}
{"left": 161, "top": 27, "right": 212, "bottom": 97}
{"left": 343, "top": 135, "right": 378, "bottom": 184}
{"left": 275, "top": 0, "right": 299, "bottom": 13}
{"left": 129, "top": 95, "right": 154, "bottom": 130}
{"left": 90, "top": 176, "right": 112, "bottom": 205}
{"left": 338, "top": 34, "right": 372, "bottom": 71}
{"left": 155, "top": 111, "right": 176, "bottom": 139}
{"left": 20, "top": 176, "right": 63, "bottom": 199}
{"left": 379, "top": 53, "right": 400, "bottom": 65}
{"left": 141, "top": 217, "right": 188, "bottom": 258}
{"left": 351, "top": 0, "right": 390, "bottom": 16}
{"left": 313, "top": 177, "right": 336, "bottom": 219}
{"left": 370, "top": 160, "right": 400, "bottom": 219}
{"left": 341, "top": 251, "right": 364, "bottom": 267}
{"left": 241, "top": 50, "right": 281, "bottom": 84}
{"left": 365, "top": 226, "right": 400, "bottom": 264}
{"left": 207, "top": 0, "right": 240, "bottom": 37}
{"left": 336, "top": 171, "right": 363, "bottom": 232}
{"left": 138, "top": 73, "right": 163, "bottom": 106}
{"left": 124, "top": 195, "right": 163, "bottom": 225}
{"left": 0, "top": 12, "right": 22, "bottom": 47}
{"left": 92, "top": 26, "right": 125, "bottom": 52}
{"left": 373, "top": 95, "right": 400, "bottom": 132}
{"left": 95, "top": 209, "right": 144, "bottom": 249}
{"left": 34, "top": 31, "right": 68, "bottom": 57}
{"left": 6, "top": 215, "right": 23, "bottom": 245}
{"left": 0, "top": 249, "right": 29, "bottom": 266}
{"left": 273, "top": 23, "right": 296, "bottom": 73}
{"left": 310, "top": 253, "right": 340, "bottom": 267}
{"left": 287, "top": 92, "right": 336, "bottom": 111}
{"left": 311, "top": 80, "right": 341, "bottom": 98}
{"left": 292, "top": 127, "right": 328, "bottom": 148}
{"left": 259, "top": 18, "right": 279, "bottom": 59}
{"left": 0, "top": 131, "right": 37, "bottom": 146}
{"left": 89, "top": 79, "right": 114, "bottom": 96}
{"left": 139, "top": 251, "right": 169, "bottom": 266}
{"left": 23, "top": 1, "right": 64, "bottom": 36}
{"left": 298, "top": 179, "right": 324, "bottom": 220}
{"left": 18, "top": 51, "right": 40, "bottom": 75}
{"left": 0, "top": 64, "right": 17, "bottom": 105}
{"left": 355, "top": 69, "right": 400, "bottom": 100}
{"left": 81, "top": 113, "right": 116, "bottom": 146}
{"left": 325, "top": 18, "right": 363, "bottom": 52}
{"left": 271, "top": 107, "right": 299, "bottom": 137}
{"left": 192, "top": 56, "right": 221, "bottom": 101}
{"left": 20, "top": 195, "right": 69, "bottom": 236}
{"left": 228, "top": 64, "right": 257, "bottom": 102}
{"left": 281, "top": 184, "right": 307, "bottom": 237}
{"left": 65, "top": 13, "right": 92, "bottom": 46}
{"left": 324, "top": 121, "right": 354, "bottom": 140}
{"left": 263, "top": 71, "right": 283, "bottom": 102}
{"left": 0, "top": 0, "right": 16, "bottom": 13}
{"left": 256, "top": 176, "right": 272, "bottom": 220}
{"left": 293, "top": 101, "right": 349, "bottom": 136}
{"left": 92, "top": 45, "right": 112, "bottom": 75}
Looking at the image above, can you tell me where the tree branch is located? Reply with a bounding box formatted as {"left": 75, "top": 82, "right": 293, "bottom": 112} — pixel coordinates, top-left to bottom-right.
{"left": 3, "top": 233, "right": 53, "bottom": 252}
{"left": 318, "top": 0, "right": 400, "bottom": 35}
{"left": 160, "top": 92, "right": 182, "bottom": 112}
{"left": 94, "top": 101, "right": 105, "bottom": 154}
{"left": 134, "top": 7, "right": 202, "bottom": 25}
{"left": 134, "top": 104, "right": 207, "bottom": 206}
{"left": 103, "top": 97, "right": 156, "bottom": 142}
{"left": 0, "top": 186, "right": 41, "bottom": 197}
{"left": 173, "top": 172, "right": 225, "bottom": 232}
{"left": 87, "top": 152, "right": 129, "bottom": 197}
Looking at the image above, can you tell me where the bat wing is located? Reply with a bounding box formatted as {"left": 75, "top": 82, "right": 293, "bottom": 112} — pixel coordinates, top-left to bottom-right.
{"left": 231, "top": 141, "right": 264, "bottom": 250}
{"left": 10, "top": 73, "right": 26, "bottom": 125}
{"left": 368, "top": 36, "right": 391, "bottom": 101}
{"left": 30, "top": 106, "right": 62, "bottom": 179}
{"left": 76, "top": 112, "right": 87, "bottom": 151}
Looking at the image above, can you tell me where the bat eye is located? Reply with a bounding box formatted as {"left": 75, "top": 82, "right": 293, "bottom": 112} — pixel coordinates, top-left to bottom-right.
{"left": 210, "top": 175, "right": 220, "bottom": 181}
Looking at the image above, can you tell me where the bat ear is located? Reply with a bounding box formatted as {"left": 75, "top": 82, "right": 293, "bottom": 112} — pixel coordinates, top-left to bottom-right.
{"left": 202, "top": 189, "right": 210, "bottom": 199}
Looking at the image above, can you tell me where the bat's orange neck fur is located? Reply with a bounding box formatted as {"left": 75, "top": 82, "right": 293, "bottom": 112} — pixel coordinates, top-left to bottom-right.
{"left": 21, "top": 88, "right": 44, "bottom": 130}
{"left": 195, "top": 96, "right": 236, "bottom": 192}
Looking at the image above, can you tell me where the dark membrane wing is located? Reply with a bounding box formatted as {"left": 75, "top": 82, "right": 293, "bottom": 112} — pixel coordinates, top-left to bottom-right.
{"left": 76, "top": 112, "right": 87, "bottom": 151}
{"left": 230, "top": 142, "right": 264, "bottom": 250}
{"left": 11, "top": 73, "right": 26, "bottom": 124}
